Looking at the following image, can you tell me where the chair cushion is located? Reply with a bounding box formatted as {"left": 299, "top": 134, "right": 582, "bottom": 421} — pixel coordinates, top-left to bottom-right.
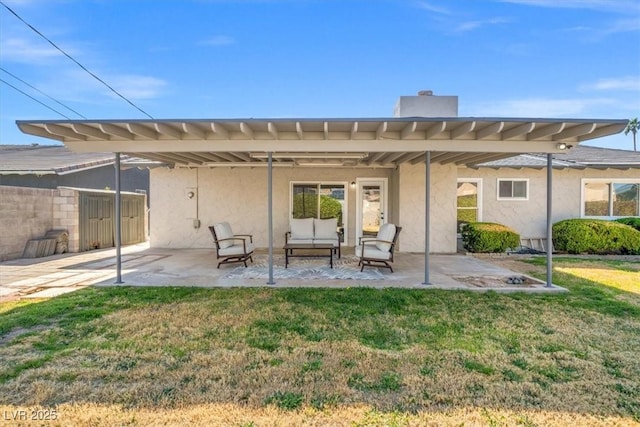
{"left": 218, "top": 241, "right": 254, "bottom": 256}
{"left": 214, "top": 222, "right": 234, "bottom": 249}
{"left": 287, "top": 239, "right": 314, "bottom": 245}
{"left": 314, "top": 218, "right": 338, "bottom": 239}
{"left": 290, "top": 218, "right": 314, "bottom": 239}
{"left": 376, "top": 223, "right": 396, "bottom": 252}
{"left": 356, "top": 244, "right": 392, "bottom": 260}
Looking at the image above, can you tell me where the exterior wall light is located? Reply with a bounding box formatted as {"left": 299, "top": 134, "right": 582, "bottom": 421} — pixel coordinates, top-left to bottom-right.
{"left": 187, "top": 191, "right": 195, "bottom": 199}
{"left": 350, "top": 181, "right": 356, "bottom": 189}
{"left": 556, "top": 143, "right": 567, "bottom": 150}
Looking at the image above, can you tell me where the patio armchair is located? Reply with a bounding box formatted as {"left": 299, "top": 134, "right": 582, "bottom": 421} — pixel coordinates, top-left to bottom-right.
{"left": 209, "top": 222, "right": 255, "bottom": 268}
{"left": 355, "top": 224, "right": 402, "bottom": 272}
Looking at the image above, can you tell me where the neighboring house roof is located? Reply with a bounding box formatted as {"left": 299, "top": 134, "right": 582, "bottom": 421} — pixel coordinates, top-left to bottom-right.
{"left": 16, "top": 117, "right": 628, "bottom": 168}
{"left": 0, "top": 144, "right": 151, "bottom": 175}
{"left": 472, "top": 145, "right": 640, "bottom": 170}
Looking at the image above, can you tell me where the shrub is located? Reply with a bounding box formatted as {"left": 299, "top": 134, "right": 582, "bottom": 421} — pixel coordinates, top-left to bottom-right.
{"left": 615, "top": 217, "right": 640, "bottom": 232}
{"left": 461, "top": 222, "right": 520, "bottom": 253}
{"left": 553, "top": 219, "right": 640, "bottom": 255}
{"left": 292, "top": 194, "right": 343, "bottom": 224}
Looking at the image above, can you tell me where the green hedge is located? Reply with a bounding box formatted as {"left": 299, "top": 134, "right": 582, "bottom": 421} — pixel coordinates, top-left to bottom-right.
{"left": 461, "top": 222, "right": 520, "bottom": 253}
{"left": 292, "top": 194, "right": 343, "bottom": 224}
{"left": 553, "top": 219, "right": 640, "bottom": 255}
{"left": 615, "top": 217, "right": 640, "bottom": 232}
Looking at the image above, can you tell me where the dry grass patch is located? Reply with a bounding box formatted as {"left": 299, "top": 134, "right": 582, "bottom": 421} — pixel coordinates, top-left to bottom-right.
{"left": 0, "top": 403, "right": 637, "bottom": 426}
{"left": 555, "top": 264, "right": 639, "bottom": 294}
{"left": 1, "top": 269, "right": 639, "bottom": 425}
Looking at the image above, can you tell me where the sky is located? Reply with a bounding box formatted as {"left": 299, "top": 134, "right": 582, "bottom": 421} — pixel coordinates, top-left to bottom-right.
{"left": 1, "top": 0, "right": 639, "bottom": 150}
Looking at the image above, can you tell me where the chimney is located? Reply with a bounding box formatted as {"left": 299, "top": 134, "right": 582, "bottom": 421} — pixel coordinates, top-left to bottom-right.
{"left": 393, "top": 90, "right": 458, "bottom": 118}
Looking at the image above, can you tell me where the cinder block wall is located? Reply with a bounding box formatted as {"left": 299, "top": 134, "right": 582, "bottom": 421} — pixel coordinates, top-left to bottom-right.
{"left": 52, "top": 188, "right": 80, "bottom": 253}
{"left": 0, "top": 186, "right": 55, "bottom": 261}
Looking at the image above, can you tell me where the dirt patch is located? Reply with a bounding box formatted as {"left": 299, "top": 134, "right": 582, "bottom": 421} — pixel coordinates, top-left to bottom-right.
{"left": 452, "top": 274, "right": 539, "bottom": 288}
{"left": 0, "top": 324, "right": 51, "bottom": 346}
{"left": 474, "top": 255, "right": 545, "bottom": 276}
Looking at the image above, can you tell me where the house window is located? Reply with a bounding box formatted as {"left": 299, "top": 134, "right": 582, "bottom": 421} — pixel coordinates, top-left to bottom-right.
{"left": 457, "top": 179, "right": 482, "bottom": 231}
{"left": 497, "top": 179, "right": 528, "bottom": 200}
{"left": 583, "top": 180, "right": 640, "bottom": 217}
{"left": 291, "top": 182, "right": 346, "bottom": 240}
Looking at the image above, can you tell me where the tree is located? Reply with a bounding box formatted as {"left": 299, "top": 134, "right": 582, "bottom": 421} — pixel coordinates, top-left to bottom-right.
{"left": 625, "top": 117, "right": 639, "bottom": 151}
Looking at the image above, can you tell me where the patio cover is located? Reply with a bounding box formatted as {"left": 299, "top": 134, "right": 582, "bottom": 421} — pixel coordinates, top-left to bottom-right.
{"left": 16, "top": 117, "right": 627, "bottom": 167}
{"left": 17, "top": 116, "right": 628, "bottom": 286}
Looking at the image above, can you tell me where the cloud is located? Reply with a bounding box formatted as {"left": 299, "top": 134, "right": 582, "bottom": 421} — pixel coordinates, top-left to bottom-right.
{"left": 454, "top": 17, "right": 511, "bottom": 33}
{"left": 0, "top": 37, "right": 63, "bottom": 64}
{"left": 39, "top": 69, "right": 167, "bottom": 102}
{"left": 110, "top": 75, "right": 167, "bottom": 100}
{"left": 581, "top": 77, "right": 640, "bottom": 92}
{"left": 470, "top": 97, "right": 616, "bottom": 118}
{"left": 414, "top": 1, "right": 451, "bottom": 15}
{"left": 497, "top": 0, "right": 640, "bottom": 13}
{"left": 603, "top": 18, "right": 640, "bottom": 35}
{"left": 199, "top": 35, "right": 236, "bottom": 46}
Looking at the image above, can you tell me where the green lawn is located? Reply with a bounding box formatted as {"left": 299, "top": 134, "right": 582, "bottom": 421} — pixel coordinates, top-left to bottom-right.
{"left": 0, "top": 258, "right": 639, "bottom": 426}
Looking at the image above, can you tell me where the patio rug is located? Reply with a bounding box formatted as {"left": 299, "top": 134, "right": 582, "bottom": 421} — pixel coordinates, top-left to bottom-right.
{"left": 224, "top": 255, "right": 393, "bottom": 281}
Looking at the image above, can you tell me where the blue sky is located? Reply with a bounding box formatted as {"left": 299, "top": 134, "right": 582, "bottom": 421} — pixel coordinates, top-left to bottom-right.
{"left": 1, "top": 0, "right": 639, "bottom": 149}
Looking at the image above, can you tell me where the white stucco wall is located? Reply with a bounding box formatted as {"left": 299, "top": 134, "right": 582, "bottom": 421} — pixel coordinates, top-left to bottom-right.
{"left": 458, "top": 166, "right": 639, "bottom": 238}
{"left": 398, "top": 163, "right": 458, "bottom": 253}
{"left": 150, "top": 166, "right": 393, "bottom": 249}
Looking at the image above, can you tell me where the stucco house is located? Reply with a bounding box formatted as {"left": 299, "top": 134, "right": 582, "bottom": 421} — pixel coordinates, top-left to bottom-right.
{"left": 15, "top": 92, "right": 634, "bottom": 282}
{"left": 459, "top": 146, "right": 640, "bottom": 243}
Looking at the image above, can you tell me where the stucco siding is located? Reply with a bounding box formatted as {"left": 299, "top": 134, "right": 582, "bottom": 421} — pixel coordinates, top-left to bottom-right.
{"left": 398, "top": 163, "right": 458, "bottom": 253}
{"left": 150, "top": 167, "right": 392, "bottom": 249}
{"left": 458, "top": 166, "right": 639, "bottom": 238}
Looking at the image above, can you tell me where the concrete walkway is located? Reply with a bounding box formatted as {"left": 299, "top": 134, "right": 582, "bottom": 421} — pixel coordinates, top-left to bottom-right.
{"left": 0, "top": 242, "right": 564, "bottom": 301}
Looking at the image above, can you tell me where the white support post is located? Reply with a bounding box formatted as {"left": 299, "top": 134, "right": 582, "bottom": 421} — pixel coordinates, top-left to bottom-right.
{"left": 115, "top": 153, "right": 123, "bottom": 284}
{"left": 423, "top": 151, "right": 431, "bottom": 285}
{"left": 267, "top": 152, "right": 275, "bottom": 285}
{"left": 546, "top": 153, "right": 553, "bottom": 287}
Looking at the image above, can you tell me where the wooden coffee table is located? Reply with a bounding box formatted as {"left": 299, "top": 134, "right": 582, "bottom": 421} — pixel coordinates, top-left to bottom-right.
{"left": 284, "top": 243, "right": 334, "bottom": 268}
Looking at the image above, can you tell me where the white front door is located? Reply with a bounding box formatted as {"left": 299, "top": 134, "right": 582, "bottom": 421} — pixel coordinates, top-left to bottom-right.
{"left": 355, "top": 178, "right": 388, "bottom": 242}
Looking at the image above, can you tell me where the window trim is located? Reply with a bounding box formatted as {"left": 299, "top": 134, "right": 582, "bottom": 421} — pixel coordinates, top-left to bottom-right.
{"left": 496, "top": 178, "right": 529, "bottom": 201}
{"left": 456, "top": 178, "right": 483, "bottom": 228}
{"left": 581, "top": 178, "right": 640, "bottom": 218}
{"left": 289, "top": 181, "right": 349, "bottom": 242}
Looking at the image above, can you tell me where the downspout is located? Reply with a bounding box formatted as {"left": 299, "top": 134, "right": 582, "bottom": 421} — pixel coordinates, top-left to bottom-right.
{"left": 423, "top": 151, "right": 431, "bottom": 285}
{"left": 546, "top": 153, "right": 553, "bottom": 287}
{"left": 115, "top": 153, "right": 123, "bottom": 284}
{"left": 267, "top": 152, "right": 275, "bottom": 285}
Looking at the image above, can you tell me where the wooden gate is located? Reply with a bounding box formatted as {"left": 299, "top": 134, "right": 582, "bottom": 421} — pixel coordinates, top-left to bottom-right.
{"left": 79, "top": 192, "right": 146, "bottom": 251}
{"left": 121, "top": 196, "right": 145, "bottom": 245}
{"left": 80, "top": 194, "right": 114, "bottom": 251}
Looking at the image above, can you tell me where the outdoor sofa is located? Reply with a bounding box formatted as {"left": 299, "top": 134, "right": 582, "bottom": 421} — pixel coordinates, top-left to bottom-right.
{"left": 285, "top": 217, "right": 342, "bottom": 258}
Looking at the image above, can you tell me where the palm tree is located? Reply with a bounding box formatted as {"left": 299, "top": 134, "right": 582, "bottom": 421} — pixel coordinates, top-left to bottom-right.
{"left": 625, "top": 118, "right": 638, "bottom": 151}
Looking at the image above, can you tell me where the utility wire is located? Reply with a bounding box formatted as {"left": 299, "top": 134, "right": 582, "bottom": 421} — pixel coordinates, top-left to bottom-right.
{"left": 0, "top": 78, "right": 72, "bottom": 119}
{"left": 1, "top": 67, "right": 88, "bottom": 119}
{"left": 0, "top": 0, "right": 155, "bottom": 119}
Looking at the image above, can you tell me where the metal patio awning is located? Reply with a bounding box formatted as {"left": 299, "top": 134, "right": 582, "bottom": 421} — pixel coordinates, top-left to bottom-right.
{"left": 16, "top": 116, "right": 628, "bottom": 287}
{"left": 17, "top": 117, "right": 628, "bottom": 167}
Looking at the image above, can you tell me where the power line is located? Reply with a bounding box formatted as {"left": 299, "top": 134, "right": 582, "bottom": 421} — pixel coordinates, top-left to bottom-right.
{"left": 0, "top": 0, "right": 155, "bottom": 119}
{"left": 0, "top": 78, "right": 72, "bottom": 119}
{"left": 1, "top": 67, "right": 88, "bottom": 119}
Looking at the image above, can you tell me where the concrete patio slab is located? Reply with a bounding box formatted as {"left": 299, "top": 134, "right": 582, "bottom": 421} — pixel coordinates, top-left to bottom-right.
{"left": 0, "top": 242, "right": 566, "bottom": 301}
